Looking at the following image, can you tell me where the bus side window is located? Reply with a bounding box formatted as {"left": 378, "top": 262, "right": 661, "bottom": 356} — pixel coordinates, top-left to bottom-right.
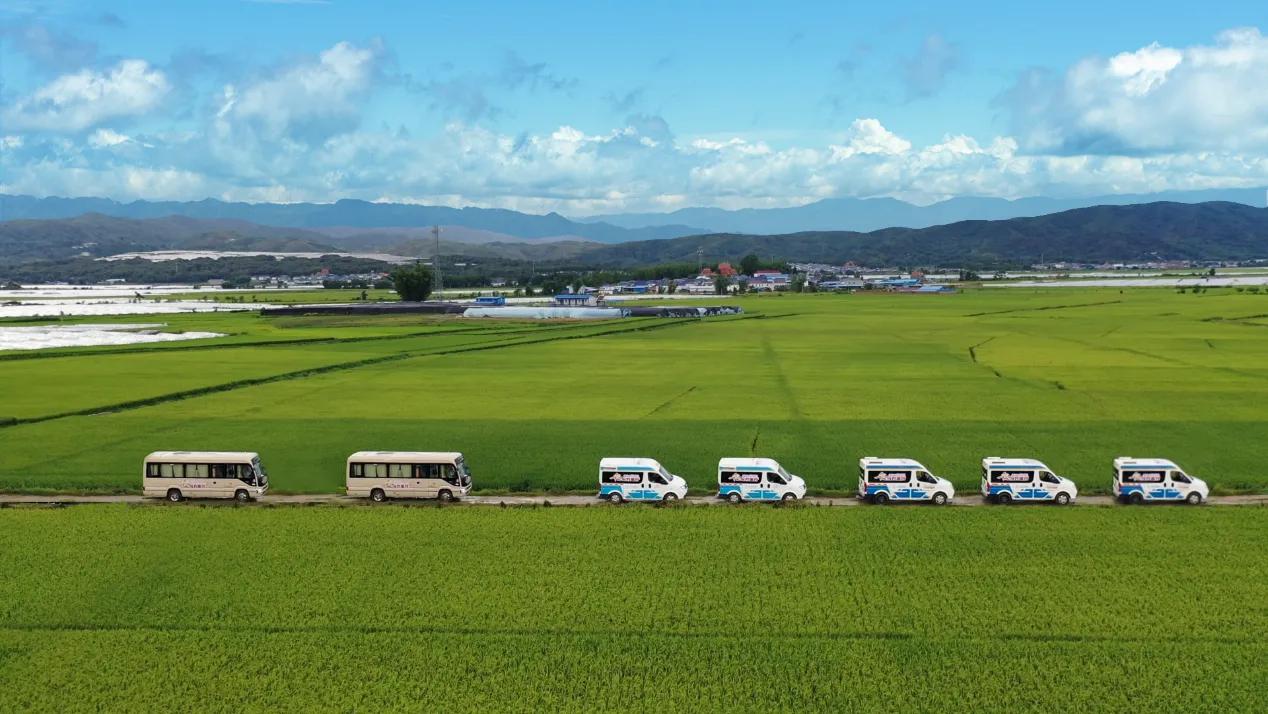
{"left": 350, "top": 463, "right": 363, "bottom": 478}
{"left": 441, "top": 464, "right": 457, "bottom": 482}
{"left": 160, "top": 463, "right": 181, "bottom": 478}
{"left": 147, "top": 464, "right": 161, "bottom": 478}
{"left": 388, "top": 463, "right": 410, "bottom": 479}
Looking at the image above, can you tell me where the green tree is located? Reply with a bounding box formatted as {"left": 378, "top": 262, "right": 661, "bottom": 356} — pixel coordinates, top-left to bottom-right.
{"left": 714, "top": 274, "right": 731, "bottom": 295}
{"left": 390, "top": 262, "right": 435, "bottom": 301}
{"left": 739, "top": 253, "right": 761, "bottom": 276}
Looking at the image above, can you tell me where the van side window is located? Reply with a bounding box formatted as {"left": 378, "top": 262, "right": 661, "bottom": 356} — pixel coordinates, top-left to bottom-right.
{"left": 1040, "top": 472, "right": 1060, "bottom": 484}
{"left": 767, "top": 472, "right": 786, "bottom": 485}
{"left": 649, "top": 473, "right": 667, "bottom": 485}
{"left": 1171, "top": 472, "right": 1191, "bottom": 483}
{"left": 917, "top": 472, "right": 936, "bottom": 484}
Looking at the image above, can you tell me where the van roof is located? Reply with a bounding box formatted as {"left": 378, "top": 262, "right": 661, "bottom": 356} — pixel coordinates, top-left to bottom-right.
{"left": 859, "top": 457, "right": 925, "bottom": 469}
{"left": 599, "top": 457, "right": 663, "bottom": 470}
{"left": 145, "top": 451, "right": 259, "bottom": 462}
{"left": 347, "top": 451, "right": 463, "bottom": 462}
{"left": 981, "top": 457, "right": 1049, "bottom": 469}
{"left": 718, "top": 457, "right": 782, "bottom": 469}
{"left": 1113, "top": 457, "right": 1179, "bottom": 469}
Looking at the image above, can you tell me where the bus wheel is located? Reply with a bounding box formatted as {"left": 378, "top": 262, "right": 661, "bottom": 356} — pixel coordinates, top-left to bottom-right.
{"left": 166, "top": 489, "right": 182, "bottom": 503}
{"left": 1186, "top": 492, "right": 1203, "bottom": 505}
{"left": 438, "top": 490, "right": 454, "bottom": 503}
{"left": 932, "top": 492, "right": 948, "bottom": 506}
{"left": 727, "top": 492, "right": 742, "bottom": 504}
{"left": 607, "top": 491, "right": 624, "bottom": 504}
{"left": 1128, "top": 492, "right": 1144, "bottom": 506}
{"left": 662, "top": 492, "right": 678, "bottom": 503}
{"left": 234, "top": 489, "right": 250, "bottom": 503}
{"left": 370, "top": 489, "right": 387, "bottom": 503}
{"left": 997, "top": 492, "right": 1012, "bottom": 505}
{"left": 1055, "top": 492, "right": 1071, "bottom": 506}
{"left": 873, "top": 492, "right": 889, "bottom": 505}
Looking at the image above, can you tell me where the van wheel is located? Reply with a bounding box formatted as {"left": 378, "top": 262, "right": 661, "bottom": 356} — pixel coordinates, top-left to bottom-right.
{"left": 997, "top": 492, "right": 1012, "bottom": 505}
{"left": 781, "top": 492, "right": 797, "bottom": 502}
{"left": 438, "top": 489, "right": 454, "bottom": 503}
{"left": 932, "top": 492, "right": 948, "bottom": 506}
{"left": 1186, "top": 492, "right": 1203, "bottom": 505}
{"left": 1128, "top": 492, "right": 1144, "bottom": 506}
{"left": 662, "top": 493, "right": 678, "bottom": 503}
{"left": 234, "top": 489, "right": 250, "bottom": 503}
{"left": 607, "top": 491, "right": 624, "bottom": 504}
{"left": 727, "top": 492, "right": 742, "bottom": 504}
{"left": 370, "top": 488, "right": 387, "bottom": 503}
{"left": 166, "top": 489, "right": 182, "bottom": 503}
{"left": 873, "top": 492, "right": 889, "bottom": 505}
{"left": 1054, "top": 492, "right": 1071, "bottom": 506}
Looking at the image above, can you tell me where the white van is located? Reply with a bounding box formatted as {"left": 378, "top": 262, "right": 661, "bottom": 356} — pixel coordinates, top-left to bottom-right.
{"left": 857, "top": 457, "right": 954, "bottom": 505}
{"left": 980, "top": 457, "right": 1077, "bottom": 505}
{"left": 346, "top": 451, "right": 472, "bottom": 502}
{"left": 143, "top": 451, "right": 268, "bottom": 502}
{"left": 598, "top": 458, "right": 688, "bottom": 503}
{"left": 717, "top": 458, "right": 806, "bottom": 503}
{"left": 1113, "top": 457, "right": 1208, "bottom": 505}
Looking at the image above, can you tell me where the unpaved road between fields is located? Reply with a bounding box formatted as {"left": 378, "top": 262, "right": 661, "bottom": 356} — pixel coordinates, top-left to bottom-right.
{"left": 1, "top": 494, "right": 1266, "bottom": 507}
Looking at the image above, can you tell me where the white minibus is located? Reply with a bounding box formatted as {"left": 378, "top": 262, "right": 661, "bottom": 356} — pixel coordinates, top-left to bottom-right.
{"left": 980, "top": 457, "right": 1077, "bottom": 505}
{"left": 598, "top": 458, "right": 688, "bottom": 503}
{"left": 857, "top": 457, "right": 954, "bottom": 505}
{"left": 1113, "top": 457, "right": 1208, "bottom": 505}
{"left": 143, "top": 451, "right": 268, "bottom": 502}
{"left": 346, "top": 451, "right": 472, "bottom": 502}
{"left": 717, "top": 458, "right": 806, "bottom": 503}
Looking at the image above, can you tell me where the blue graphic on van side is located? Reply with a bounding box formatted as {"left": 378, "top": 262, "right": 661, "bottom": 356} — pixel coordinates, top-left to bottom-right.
{"left": 1120, "top": 485, "right": 1184, "bottom": 500}
{"left": 987, "top": 485, "right": 1052, "bottom": 500}
{"left": 718, "top": 485, "right": 778, "bottom": 500}
{"left": 867, "top": 485, "right": 928, "bottom": 500}
{"left": 600, "top": 485, "right": 661, "bottom": 500}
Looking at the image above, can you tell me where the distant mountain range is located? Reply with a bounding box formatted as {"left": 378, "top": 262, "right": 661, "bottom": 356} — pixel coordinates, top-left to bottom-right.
{"left": 3, "top": 201, "right": 1267, "bottom": 270}
{"left": 578, "top": 188, "right": 1268, "bottom": 234}
{"left": 5, "top": 188, "right": 1266, "bottom": 249}
{"left": 0, "top": 194, "right": 703, "bottom": 244}
{"left": 574, "top": 202, "right": 1268, "bottom": 267}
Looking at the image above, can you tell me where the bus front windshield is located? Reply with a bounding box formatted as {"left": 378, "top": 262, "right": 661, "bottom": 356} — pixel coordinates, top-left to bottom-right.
{"left": 253, "top": 460, "right": 267, "bottom": 484}
{"left": 455, "top": 458, "right": 471, "bottom": 483}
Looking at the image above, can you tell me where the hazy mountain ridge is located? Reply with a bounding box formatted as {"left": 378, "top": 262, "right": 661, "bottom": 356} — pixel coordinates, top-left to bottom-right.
{"left": 0, "top": 194, "right": 704, "bottom": 244}
{"left": 578, "top": 188, "right": 1268, "bottom": 234}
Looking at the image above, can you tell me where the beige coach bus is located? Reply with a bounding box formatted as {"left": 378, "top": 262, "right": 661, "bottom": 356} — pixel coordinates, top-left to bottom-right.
{"left": 143, "top": 451, "right": 269, "bottom": 502}
{"left": 346, "top": 451, "right": 472, "bottom": 502}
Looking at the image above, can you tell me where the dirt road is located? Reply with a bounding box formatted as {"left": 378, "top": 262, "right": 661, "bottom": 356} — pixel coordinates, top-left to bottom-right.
{"left": 1, "top": 493, "right": 1265, "bottom": 507}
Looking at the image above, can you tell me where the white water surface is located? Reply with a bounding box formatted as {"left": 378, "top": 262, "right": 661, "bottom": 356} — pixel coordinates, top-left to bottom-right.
{"left": 0, "top": 324, "right": 224, "bottom": 351}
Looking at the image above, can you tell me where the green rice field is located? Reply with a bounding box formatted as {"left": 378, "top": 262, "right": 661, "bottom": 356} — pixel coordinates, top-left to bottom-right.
{"left": 3, "top": 288, "right": 1268, "bottom": 495}
{"left": 0, "top": 505, "right": 1264, "bottom": 711}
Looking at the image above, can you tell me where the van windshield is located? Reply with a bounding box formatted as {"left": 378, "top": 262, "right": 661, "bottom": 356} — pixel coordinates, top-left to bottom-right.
{"left": 777, "top": 467, "right": 791, "bottom": 480}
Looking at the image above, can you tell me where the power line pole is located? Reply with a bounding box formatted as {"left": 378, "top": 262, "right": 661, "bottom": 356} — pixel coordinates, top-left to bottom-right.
{"left": 432, "top": 225, "right": 443, "bottom": 298}
{"left": 697, "top": 246, "right": 704, "bottom": 274}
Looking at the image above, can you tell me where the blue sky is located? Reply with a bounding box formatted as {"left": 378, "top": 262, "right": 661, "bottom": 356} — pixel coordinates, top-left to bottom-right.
{"left": 2, "top": 0, "right": 1267, "bottom": 213}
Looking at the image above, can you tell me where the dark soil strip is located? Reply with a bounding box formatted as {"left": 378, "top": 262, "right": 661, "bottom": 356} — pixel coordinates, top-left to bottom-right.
{"left": 0, "top": 317, "right": 722, "bottom": 429}
{"left": 964, "top": 300, "right": 1122, "bottom": 318}
{"left": 967, "top": 336, "right": 995, "bottom": 363}
{"left": 645, "top": 386, "right": 697, "bottom": 418}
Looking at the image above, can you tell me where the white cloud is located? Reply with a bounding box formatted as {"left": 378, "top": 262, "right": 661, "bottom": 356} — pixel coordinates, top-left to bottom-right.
{"left": 3, "top": 59, "right": 170, "bottom": 133}
{"left": 1003, "top": 28, "right": 1268, "bottom": 154}
{"left": 87, "top": 128, "right": 131, "bottom": 147}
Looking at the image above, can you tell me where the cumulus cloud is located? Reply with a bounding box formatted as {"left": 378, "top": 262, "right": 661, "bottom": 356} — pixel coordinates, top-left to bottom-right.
{"left": 3, "top": 59, "right": 170, "bottom": 132}
{"left": 1001, "top": 27, "right": 1268, "bottom": 154}
{"left": 214, "top": 41, "right": 382, "bottom": 144}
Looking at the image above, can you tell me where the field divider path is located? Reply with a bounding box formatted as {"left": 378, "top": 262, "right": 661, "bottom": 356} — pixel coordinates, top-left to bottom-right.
{"left": 0, "top": 316, "right": 742, "bottom": 429}
{"left": 1, "top": 493, "right": 1264, "bottom": 507}
{"left": 964, "top": 300, "right": 1123, "bottom": 317}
